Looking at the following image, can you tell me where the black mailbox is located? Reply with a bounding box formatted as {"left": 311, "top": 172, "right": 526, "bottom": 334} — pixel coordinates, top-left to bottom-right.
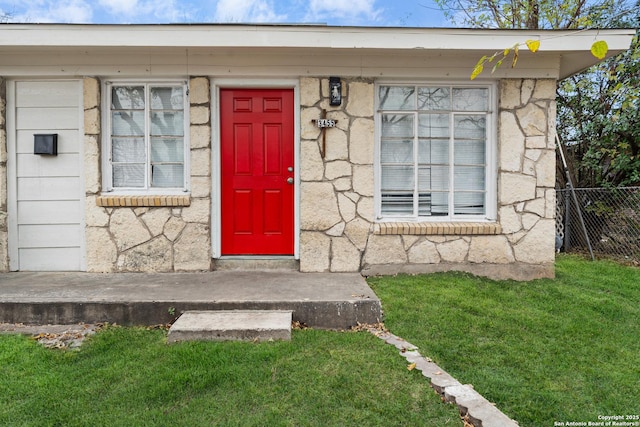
{"left": 34, "top": 134, "right": 58, "bottom": 155}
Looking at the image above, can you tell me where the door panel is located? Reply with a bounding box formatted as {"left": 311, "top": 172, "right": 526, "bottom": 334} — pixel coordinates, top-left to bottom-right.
{"left": 220, "top": 89, "right": 294, "bottom": 255}
{"left": 10, "top": 80, "right": 84, "bottom": 271}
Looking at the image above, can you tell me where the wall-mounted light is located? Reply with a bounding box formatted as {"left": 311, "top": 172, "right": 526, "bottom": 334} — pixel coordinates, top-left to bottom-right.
{"left": 329, "top": 77, "right": 342, "bottom": 106}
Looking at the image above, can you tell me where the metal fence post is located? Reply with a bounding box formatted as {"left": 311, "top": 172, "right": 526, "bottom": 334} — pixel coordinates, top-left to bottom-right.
{"left": 564, "top": 186, "right": 571, "bottom": 252}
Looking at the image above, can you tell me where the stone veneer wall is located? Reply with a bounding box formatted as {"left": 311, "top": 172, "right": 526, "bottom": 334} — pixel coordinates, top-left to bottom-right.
{"left": 298, "top": 77, "right": 556, "bottom": 280}
{"left": 0, "top": 78, "right": 7, "bottom": 272}
{"left": 0, "top": 76, "right": 556, "bottom": 279}
{"left": 83, "top": 77, "right": 211, "bottom": 272}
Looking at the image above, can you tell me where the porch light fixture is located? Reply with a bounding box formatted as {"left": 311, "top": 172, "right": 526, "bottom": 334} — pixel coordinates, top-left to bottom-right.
{"left": 329, "top": 77, "right": 342, "bottom": 106}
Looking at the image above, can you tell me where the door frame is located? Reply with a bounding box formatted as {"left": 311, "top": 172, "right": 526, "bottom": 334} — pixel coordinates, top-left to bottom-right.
{"left": 211, "top": 79, "right": 300, "bottom": 259}
{"left": 6, "top": 78, "right": 86, "bottom": 271}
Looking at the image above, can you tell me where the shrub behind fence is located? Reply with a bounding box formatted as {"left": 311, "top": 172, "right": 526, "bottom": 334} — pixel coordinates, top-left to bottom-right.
{"left": 555, "top": 187, "right": 640, "bottom": 263}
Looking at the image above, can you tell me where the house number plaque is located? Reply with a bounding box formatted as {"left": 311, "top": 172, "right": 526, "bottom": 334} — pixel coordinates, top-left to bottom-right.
{"left": 315, "top": 119, "right": 336, "bottom": 128}
{"left": 311, "top": 109, "right": 338, "bottom": 159}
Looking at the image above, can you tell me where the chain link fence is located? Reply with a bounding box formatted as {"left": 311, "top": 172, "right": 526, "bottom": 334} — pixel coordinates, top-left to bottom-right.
{"left": 556, "top": 187, "right": 640, "bottom": 264}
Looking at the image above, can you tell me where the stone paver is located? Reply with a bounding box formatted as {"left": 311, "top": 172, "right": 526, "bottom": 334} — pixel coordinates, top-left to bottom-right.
{"left": 370, "top": 328, "right": 519, "bottom": 427}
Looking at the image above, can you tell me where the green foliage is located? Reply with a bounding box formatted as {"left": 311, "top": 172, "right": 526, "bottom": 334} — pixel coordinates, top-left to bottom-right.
{"left": 434, "top": 0, "right": 622, "bottom": 29}
{"left": 369, "top": 255, "right": 640, "bottom": 427}
{"left": 434, "top": 0, "right": 638, "bottom": 184}
{"left": 557, "top": 23, "right": 640, "bottom": 187}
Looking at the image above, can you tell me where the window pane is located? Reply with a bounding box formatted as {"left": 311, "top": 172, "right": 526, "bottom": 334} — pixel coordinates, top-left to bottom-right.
{"left": 112, "top": 86, "right": 144, "bottom": 110}
{"left": 381, "top": 139, "right": 413, "bottom": 163}
{"left": 377, "top": 84, "right": 492, "bottom": 220}
{"left": 379, "top": 86, "right": 415, "bottom": 110}
{"left": 418, "top": 87, "right": 450, "bottom": 110}
{"left": 454, "top": 115, "right": 486, "bottom": 140}
{"left": 151, "top": 164, "right": 184, "bottom": 187}
{"left": 150, "top": 87, "right": 184, "bottom": 110}
{"left": 113, "top": 164, "right": 145, "bottom": 188}
{"left": 418, "top": 139, "right": 449, "bottom": 164}
{"left": 381, "top": 114, "right": 413, "bottom": 138}
{"left": 151, "top": 138, "right": 184, "bottom": 162}
{"left": 112, "top": 111, "right": 145, "bottom": 136}
{"left": 418, "top": 114, "right": 449, "bottom": 138}
{"left": 419, "top": 192, "right": 448, "bottom": 216}
{"left": 381, "top": 192, "right": 414, "bottom": 215}
{"left": 454, "top": 140, "right": 485, "bottom": 165}
{"left": 418, "top": 165, "right": 449, "bottom": 191}
{"left": 112, "top": 138, "right": 145, "bottom": 163}
{"left": 454, "top": 166, "right": 485, "bottom": 191}
{"left": 150, "top": 111, "right": 184, "bottom": 136}
{"left": 453, "top": 88, "right": 488, "bottom": 111}
{"left": 454, "top": 192, "right": 485, "bottom": 215}
{"left": 381, "top": 165, "right": 414, "bottom": 191}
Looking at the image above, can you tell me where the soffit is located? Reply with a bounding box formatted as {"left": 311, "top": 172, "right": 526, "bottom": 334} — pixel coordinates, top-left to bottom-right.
{"left": 0, "top": 24, "right": 634, "bottom": 79}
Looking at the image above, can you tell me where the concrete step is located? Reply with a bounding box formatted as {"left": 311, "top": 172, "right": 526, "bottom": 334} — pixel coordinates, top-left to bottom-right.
{"left": 214, "top": 258, "right": 299, "bottom": 271}
{"left": 167, "top": 310, "right": 292, "bottom": 343}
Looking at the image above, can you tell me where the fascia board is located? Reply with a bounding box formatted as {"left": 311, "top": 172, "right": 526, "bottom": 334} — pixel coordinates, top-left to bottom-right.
{"left": 0, "top": 24, "right": 634, "bottom": 53}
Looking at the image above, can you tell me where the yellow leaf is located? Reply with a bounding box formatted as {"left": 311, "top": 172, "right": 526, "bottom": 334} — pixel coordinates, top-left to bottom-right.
{"left": 591, "top": 40, "right": 608, "bottom": 60}
{"left": 407, "top": 362, "right": 417, "bottom": 371}
{"left": 470, "top": 64, "right": 484, "bottom": 80}
{"left": 512, "top": 45, "right": 519, "bottom": 68}
{"left": 526, "top": 39, "right": 540, "bottom": 53}
{"left": 491, "top": 59, "right": 504, "bottom": 74}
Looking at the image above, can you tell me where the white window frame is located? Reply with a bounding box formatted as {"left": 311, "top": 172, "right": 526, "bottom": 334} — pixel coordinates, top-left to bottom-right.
{"left": 374, "top": 81, "right": 497, "bottom": 222}
{"left": 102, "top": 79, "right": 190, "bottom": 194}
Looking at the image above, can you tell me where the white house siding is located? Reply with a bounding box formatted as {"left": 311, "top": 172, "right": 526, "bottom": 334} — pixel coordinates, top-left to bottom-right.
{"left": 7, "top": 80, "right": 85, "bottom": 271}
{"left": 0, "top": 78, "right": 7, "bottom": 272}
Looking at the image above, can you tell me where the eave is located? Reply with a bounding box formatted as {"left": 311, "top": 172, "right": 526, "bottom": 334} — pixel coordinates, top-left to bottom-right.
{"left": 0, "top": 24, "right": 634, "bottom": 79}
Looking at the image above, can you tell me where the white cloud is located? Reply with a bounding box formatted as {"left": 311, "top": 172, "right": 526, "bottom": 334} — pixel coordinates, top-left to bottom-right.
{"left": 98, "top": 0, "right": 138, "bottom": 16}
{"left": 304, "top": 0, "right": 382, "bottom": 24}
{"left": 97, "top": 0, "right": 194, "bottom": 22}
{"left": 214, "top": 0, "right": 287, "bottom": 23}
{"left": 9, "top": 0, "right": 93, "bottom": 23}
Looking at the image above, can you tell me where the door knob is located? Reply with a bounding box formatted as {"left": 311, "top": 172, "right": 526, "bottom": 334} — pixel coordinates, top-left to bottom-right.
{"left": 287, "top": 177, "right": 294, "bottom": 184}
{"left": 287, "top": 166, "right": 293, "bottom": 172}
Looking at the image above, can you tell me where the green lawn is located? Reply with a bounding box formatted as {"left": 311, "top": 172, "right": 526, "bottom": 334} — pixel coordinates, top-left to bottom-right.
{"left": 3, "top": 255, "right": 637, "bottom": 427}
{"left": 368, "top": 254, "right": 640, "bottom": 427}
{"left": 0, "top": 326, "right": 461, "bottom": 426}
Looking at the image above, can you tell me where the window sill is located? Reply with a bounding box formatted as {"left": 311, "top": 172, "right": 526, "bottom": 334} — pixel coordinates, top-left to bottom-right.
{"left": 374, "top": 222, "right": 501, "bottom": 236}
{"left": 96, "top": 195, "right": 191, "bottom": 207}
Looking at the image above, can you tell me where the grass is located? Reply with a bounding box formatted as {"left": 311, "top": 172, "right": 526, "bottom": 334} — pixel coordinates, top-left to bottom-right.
{"left": 0, "top": 327, "right": 462, "bottom": 426}
{"left": 368, "top": 254, "right": 640, "bottom": 427}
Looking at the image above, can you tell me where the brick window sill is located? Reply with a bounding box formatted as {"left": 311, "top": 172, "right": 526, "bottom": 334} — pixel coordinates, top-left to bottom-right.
{"left": 96, "top": 195, "right": 191, "bottom": 207}
{"left": 374, "top": 222, "right": 501, "bottom": 236}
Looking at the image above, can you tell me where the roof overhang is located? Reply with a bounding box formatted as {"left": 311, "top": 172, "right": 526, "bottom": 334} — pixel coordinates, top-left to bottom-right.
{"left": 0, "top": 24, "right": 635, "bottom": 79}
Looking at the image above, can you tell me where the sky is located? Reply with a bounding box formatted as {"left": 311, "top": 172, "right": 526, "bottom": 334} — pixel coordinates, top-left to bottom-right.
{"left": 0, "top": 0, "right": 451, "bottom": 27}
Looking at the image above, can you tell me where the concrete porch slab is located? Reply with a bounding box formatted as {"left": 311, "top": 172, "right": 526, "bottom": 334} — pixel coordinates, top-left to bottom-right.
{"left": 167, "top": 310, "right": 293, "bottom": 343}
{"left": 0, "top": 271, "right": 381, "bottom": 329}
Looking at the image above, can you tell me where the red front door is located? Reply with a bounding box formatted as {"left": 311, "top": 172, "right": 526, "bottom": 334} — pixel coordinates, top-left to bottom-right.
{"left": 220, "top": 88, "right": 294, "bottom": 255}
